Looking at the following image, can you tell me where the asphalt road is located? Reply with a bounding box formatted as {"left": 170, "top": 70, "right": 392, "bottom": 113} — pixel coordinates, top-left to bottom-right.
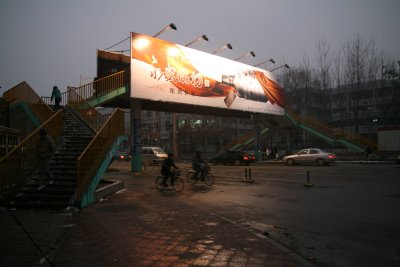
{"left": 112, "top": 160, "right": 400, "bottom": 267}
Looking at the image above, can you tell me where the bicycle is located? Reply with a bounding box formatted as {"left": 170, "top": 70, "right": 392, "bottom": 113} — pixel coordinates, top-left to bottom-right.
{"left": 155, "top": 169, "right": 184, "bottom": 192}
{"left": 186, "top": 165, "right": 214, "bottom": 186}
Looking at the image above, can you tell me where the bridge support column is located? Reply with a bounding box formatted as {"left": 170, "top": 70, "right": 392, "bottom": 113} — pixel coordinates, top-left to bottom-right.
{"left": 253, "top": 115, "right": 262, "bottom": 161}
{"left": 130, "top": 98, "right": 142, "bottom": 172}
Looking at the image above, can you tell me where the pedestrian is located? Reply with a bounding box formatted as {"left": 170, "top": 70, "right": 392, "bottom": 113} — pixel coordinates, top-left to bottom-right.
{"left": 51, "top": 85, "right": 62, "bottom": 110}
{"left": 192, "top": 150, "right": 208, "bottom": 180}
{"left": 36, "top": 128, "right": 55, "bottom": 190}
{"left": 161, "top": 153, "right": 179, "bottom": 187}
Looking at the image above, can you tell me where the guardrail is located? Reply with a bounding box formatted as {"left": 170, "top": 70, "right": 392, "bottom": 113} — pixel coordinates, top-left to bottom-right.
{"left": 76, "top": 108, "right": 124, "bottom": 201}
{"left": 69, "top": 70, "right": 127, "bottom": 102}
{"left": 0, "top": 110, "right": 63, "bottom": 201}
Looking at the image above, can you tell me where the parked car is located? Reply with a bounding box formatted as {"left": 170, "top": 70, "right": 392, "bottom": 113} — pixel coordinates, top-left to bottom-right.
{"left": 283, "top": 148, "right": 336, "bottom": 166}
{"left": 142, "top": 146, "right": 168, "bottom": 165}
{"left": 210, "top": 150, "right": 256, "bottom": 166}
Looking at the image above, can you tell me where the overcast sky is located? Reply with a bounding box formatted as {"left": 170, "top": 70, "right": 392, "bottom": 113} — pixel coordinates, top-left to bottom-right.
{"left": 0, "top": 0, "right": 399, "bottom": 97}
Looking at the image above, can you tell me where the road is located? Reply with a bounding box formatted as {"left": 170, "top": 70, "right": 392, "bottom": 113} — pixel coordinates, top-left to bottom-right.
{"left": 111, "top": 160, "right": 400, "bottom": 267}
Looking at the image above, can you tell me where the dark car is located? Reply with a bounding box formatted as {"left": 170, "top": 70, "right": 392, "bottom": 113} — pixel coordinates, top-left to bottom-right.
{"left": 210, "top": 150, "right": 256, "bottom": 166}
{"left": 114, "top": 151, "right": 131, "bottom": 161}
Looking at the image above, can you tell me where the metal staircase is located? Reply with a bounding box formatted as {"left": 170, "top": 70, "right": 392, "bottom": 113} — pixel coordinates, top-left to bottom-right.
{"left": 10, "top": 108, "right": 95, "bottom": 209}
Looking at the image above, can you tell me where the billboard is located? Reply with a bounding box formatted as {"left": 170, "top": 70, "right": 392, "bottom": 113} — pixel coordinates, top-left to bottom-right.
{"left": 130, "top": 32, "right": 284, "bottom": 115}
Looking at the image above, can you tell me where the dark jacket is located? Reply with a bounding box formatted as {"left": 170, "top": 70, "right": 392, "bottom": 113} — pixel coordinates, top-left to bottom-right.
{"left": 192, "top": 155, "right": 206, "bottom": 170}
{"left": 161, "top": 157, "right": 178, "bottom": 175}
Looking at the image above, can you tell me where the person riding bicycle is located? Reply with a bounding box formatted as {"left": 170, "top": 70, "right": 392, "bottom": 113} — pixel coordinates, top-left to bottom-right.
{"left": 161, "top": 153, "right": 179, "bottom": 187}
{"left": 192, "top": 150, "right": 208, "bottom": 181}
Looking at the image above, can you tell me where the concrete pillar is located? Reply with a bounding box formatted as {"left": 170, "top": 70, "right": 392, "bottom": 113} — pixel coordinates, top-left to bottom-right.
{"left": 253, "top": 115, "right": 262, "bottom": 161}
{"left": 130, "top": 98, "right": 142, "bottom": 172}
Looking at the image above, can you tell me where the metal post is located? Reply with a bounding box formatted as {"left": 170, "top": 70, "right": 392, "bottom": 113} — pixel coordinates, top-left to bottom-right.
{"left": 130, "top": 98, "right": 142, "bottom": 172}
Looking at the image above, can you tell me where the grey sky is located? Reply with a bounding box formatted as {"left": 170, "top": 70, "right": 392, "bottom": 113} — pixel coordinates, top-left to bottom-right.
{"left": 0, "top": 0, "right": 399, "bottom": 97}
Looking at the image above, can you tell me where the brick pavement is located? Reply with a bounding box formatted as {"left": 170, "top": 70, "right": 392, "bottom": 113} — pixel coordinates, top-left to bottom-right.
{"left": 52, "top": 173, "right": 310, "bottom": 267}
{"left": 0, "top": 167, "right": 312, "bottom": 267}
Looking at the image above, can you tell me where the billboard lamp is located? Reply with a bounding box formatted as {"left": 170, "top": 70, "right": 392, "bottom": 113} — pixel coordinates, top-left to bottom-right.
{"left": 153, "top": 23, "right": 177, "bottom": 38}
{"left": 185, "top": 35, "right": 209, "bottom": 47}
{"left": 211, "top": 43, "right": 233, "bottom": 54}
{"left": 270, "top": 64, "right": 290, "bottom": 72}
{"left": 234, "top": 51, "right": 256, "bottom": 61}
{"left": 254, "top": 58, "right": 275, "bottom": 67}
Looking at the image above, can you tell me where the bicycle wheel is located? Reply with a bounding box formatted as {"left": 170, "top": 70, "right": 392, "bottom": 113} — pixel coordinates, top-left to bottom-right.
{"left": 155, "top": 176, "right": 166, "bottom": 191}
{"left": 204, "top": 173, "right": 214, "bottom": 186}
{"left": 173, "top": 177, "right": 184, "bottom": 192}
{"left": 187, "top": 171, "right": 197, "bottom": 185}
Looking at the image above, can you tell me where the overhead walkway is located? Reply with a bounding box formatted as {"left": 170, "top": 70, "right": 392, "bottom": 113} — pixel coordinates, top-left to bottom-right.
{"left": 284, "top": 108, "right": 378, "bottom": 154}
{"left": 221, "top": 107, "right": 378, "bottom": 156}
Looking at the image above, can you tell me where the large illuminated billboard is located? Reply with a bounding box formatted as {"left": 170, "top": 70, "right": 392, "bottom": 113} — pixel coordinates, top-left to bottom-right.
{"left": 130, "top": 32, "right": 284, "bottom": 115}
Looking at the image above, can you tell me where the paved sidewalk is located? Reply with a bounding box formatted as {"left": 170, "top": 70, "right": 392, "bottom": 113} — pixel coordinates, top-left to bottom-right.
{"left": 1, "top": 168, "right": 311, "bottom": 267}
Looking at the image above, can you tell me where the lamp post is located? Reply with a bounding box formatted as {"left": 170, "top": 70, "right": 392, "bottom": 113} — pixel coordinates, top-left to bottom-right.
{"left": 270, "top": 64, "right": 290, "bottom": 72}
{"left": 254, "top": 58, "right": 275, "bottom": 67}
{"left": 211, "top": 43, "right": 233, "bottom": 54}
{"left": 234, "top": 51, "right": 256, "bottom": 62}
{"left": 153, "top": 23, "right": 177, "bottom": 38}
{"left": 185, "top": 35, "right": 209, "bottom": 47}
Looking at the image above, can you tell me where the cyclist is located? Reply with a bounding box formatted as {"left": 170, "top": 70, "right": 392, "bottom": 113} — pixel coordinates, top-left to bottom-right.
{"left": 161, "top": 153, "right": 179, "bottom": 187}
{"left": 192, "top": 150, "right": 208, "bottom": 181}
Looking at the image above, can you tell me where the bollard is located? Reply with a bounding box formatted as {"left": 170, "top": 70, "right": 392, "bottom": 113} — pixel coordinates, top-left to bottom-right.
{"left": 245, "top": 168, "right": 248, "bottom": 180}
{"left": 249, "top": 168, "right": 252, "bottom": 180}
{"left": 304, "top": 170, "right": 313, "bottom": 187}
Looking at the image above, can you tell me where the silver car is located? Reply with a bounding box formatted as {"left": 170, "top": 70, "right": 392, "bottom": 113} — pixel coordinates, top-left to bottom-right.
{"left": 283, "top": 148, "right": 336, "bottom": 166}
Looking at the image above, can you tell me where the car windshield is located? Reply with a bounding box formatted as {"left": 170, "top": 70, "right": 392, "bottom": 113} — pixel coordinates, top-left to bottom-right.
{"left": 153, "top": 148, "right": 166, "bottom": 154}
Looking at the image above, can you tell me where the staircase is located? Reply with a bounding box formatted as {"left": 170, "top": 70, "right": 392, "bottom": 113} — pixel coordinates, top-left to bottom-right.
{"left": 11, "top": 108, "right": 94, "bottom": 209}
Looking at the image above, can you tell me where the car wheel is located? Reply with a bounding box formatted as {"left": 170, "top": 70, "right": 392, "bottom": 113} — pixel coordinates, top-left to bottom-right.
{"left": 234, "top": 160, "right": 241, "bottom": 166}
{"left": 287, "top": 159, "right": 294, "bottom": 166}
{"left": 316, "top": 158, "right": 324, "bottom": 166}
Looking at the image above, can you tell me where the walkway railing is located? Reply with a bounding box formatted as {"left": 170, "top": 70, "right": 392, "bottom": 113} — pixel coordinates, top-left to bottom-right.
{"left": 76, "top": 108, "right": 124, "bottom": 201}
{"left": 0, "top": 110, "right": 63, "bottom": 201}
{"left": 41, "top": 91, "right": 69, "bottom": 107}
{"left": 69, "top": 70, "right": 127, "bottom": 102}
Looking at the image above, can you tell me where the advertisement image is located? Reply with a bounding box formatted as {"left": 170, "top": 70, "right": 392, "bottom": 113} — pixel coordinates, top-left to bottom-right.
{"left": 130, "top": 32, "right": 284, "bottom": 115}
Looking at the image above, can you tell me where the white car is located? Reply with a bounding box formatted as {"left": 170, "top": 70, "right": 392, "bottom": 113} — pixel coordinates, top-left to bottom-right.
{"left": 283, "top": 148, "right": 336, "bottom": 166}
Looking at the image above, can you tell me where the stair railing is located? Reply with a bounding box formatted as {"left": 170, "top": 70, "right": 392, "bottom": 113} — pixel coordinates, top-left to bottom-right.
{"left": 0, "top": 110, "right": 63, "bottom": 201}
{"left": 67, "top": 88, "right": 106, "bottom": 131}
{"left": 76, "top": 108, "right": 124, "bottom": 201}
{"left": 285, "top": 107, "right": 378, "bottom": 151}
{"left": 2, "top": 82, "right": 54, "bottom": 123}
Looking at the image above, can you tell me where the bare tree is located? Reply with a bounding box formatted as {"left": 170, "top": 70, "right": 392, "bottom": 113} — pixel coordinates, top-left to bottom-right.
{"left": 341, "top": 34, "right": 378, "bottom": 133}
{"left": 316, "top": 38, "right": 332, "bottom": 90}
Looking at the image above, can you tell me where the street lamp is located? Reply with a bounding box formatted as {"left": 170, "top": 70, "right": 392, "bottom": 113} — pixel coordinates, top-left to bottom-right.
{"left": 254, "top": 58, "right": 275, "bottom": 67}
{"left": 270, "top": 64, "right": 290, "bottom": 72}
{"left": 211, "top": 43, "right": 233, "bottom": 54}
{"left": 185, "top": 35, "right": 209, "bottom": 47}
{"left": 234, "top": 51, "right": 256, "bottom": 62}
{"left": 153, "top": 23, "right": 177, "bottom": 38}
